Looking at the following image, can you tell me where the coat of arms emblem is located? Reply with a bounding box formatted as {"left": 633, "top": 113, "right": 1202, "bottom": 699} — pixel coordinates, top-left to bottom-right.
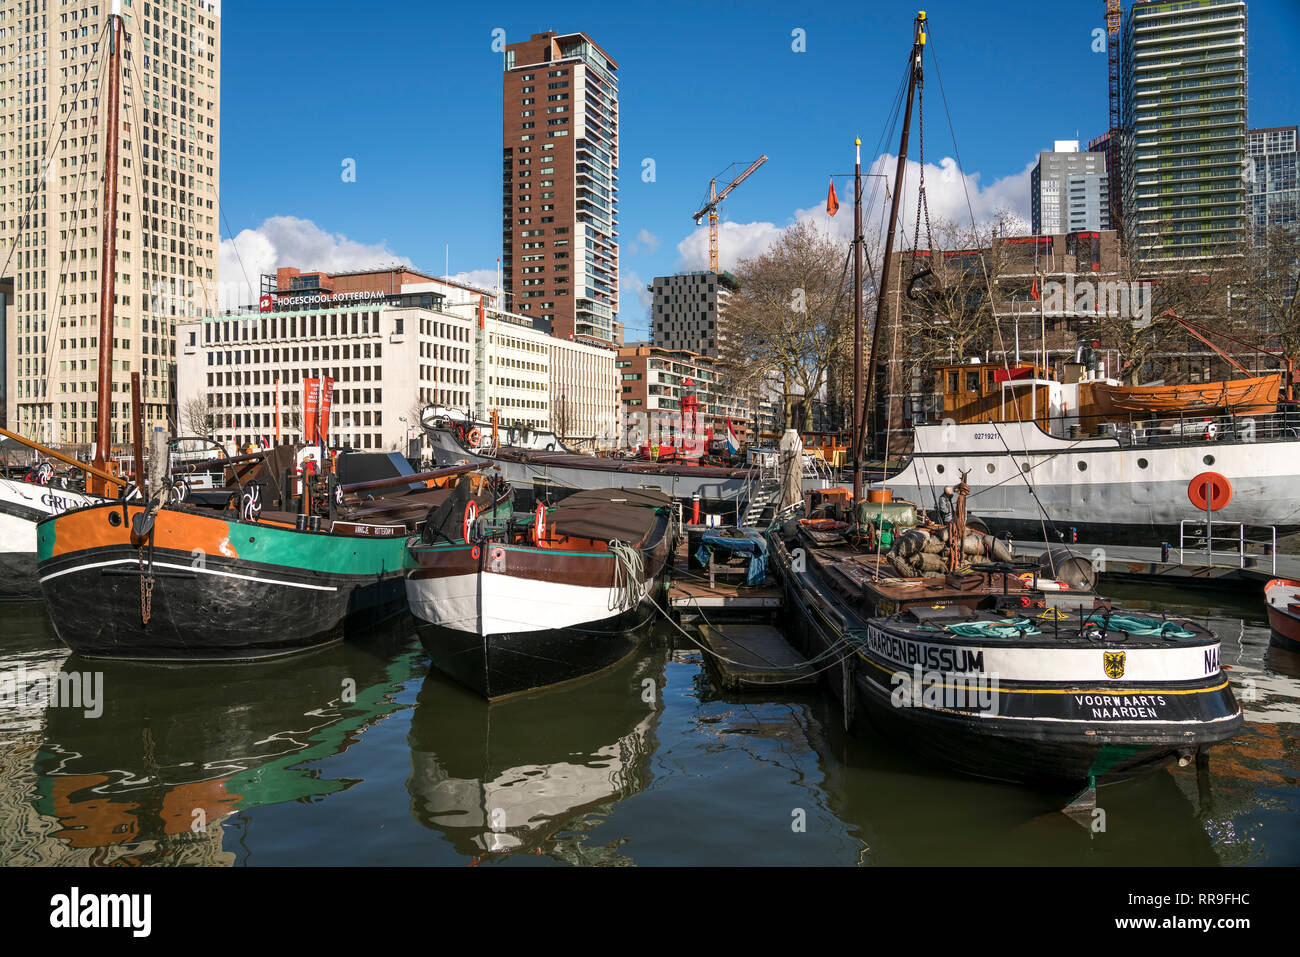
{"left": 1103, "top": 650, "right": 1126, "bottom": 680}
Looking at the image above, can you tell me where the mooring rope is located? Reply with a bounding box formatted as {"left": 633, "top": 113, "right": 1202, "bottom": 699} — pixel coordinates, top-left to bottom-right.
{"left": 609, "top": 540, "right": 647, "bottom": 611}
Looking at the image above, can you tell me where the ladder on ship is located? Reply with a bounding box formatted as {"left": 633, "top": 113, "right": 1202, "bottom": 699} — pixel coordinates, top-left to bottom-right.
{"left": 740, "top": 462, "right": 782, "bottom": 528}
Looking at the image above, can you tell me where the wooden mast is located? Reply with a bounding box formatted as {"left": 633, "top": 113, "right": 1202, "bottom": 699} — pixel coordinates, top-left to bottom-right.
{"left": 860, "top": 11, "right": 926, "bottom": 467}
{"left": 89, "top": 2, "right": 125, "bottom": 495}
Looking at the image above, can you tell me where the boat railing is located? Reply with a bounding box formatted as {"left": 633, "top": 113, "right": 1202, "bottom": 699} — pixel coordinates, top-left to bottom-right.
{"left": 948, "top": 406, "right": 1300, "bottom": 446}
{"left": 1178, "top": 520, "right": 1277, "bottom": 574}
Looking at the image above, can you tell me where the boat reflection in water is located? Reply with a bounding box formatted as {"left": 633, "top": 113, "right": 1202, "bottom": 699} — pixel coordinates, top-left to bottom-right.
{"left": 407, "top": 637, "right": 667, "bottom": 863}
{"left": 18, "top": 628, "right": 422, "bottom": 865}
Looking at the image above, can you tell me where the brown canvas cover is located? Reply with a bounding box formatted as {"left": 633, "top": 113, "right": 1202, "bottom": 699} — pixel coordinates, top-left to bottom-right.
{"left": 550, "top": 487, "right": 671, "bottom": 546}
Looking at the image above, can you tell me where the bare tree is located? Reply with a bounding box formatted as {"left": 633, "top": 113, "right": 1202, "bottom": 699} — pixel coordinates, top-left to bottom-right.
{"left": 551, "top": 393, "right": 573, "bottom": 439}
{"left": 721, "top": 222, "right": 852, "bottom": 430}
{"left": 897, "top": 215, "right": 1009, "bottom": 366}
{"left": 1235, "top": 224, "right": 1300, "bottom": 360}
{"left": 1089, "top": 238, "right": 1245, "bottom": 384}
{"left": 180, "top": 396, "right": 215, "bottom": 438}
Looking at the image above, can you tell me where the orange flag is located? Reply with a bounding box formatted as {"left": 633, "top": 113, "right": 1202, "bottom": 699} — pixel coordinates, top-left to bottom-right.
{"left": 826, "top": 180, "right": 839, "bottom": 217}
{"left": 1030, "top": 276, "right": 1040, "bottom": 301}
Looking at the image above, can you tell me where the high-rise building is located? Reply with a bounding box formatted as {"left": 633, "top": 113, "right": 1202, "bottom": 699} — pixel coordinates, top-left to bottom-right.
{"left": 650, "top": 270, "right": 736, "bottom": 357}
{"left": 1120, "top": 0, "right": 1247, "bottom": 261}
{"left": 1248, "top": 126, "right": 1298, "bottom": 243}
{"left": 501, "top": 31, "right": 618, "bottom": 344}
{"left": 1030, "top": 141, "right": 1110, "bottom": 234}
{"left": 2, "top": 0, "right": 221, "bottom": 446}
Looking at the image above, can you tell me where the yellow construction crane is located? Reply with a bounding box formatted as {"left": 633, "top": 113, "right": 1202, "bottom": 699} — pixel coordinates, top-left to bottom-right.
{"left": 692, "top": 155, "right": 768, "bottom": 272}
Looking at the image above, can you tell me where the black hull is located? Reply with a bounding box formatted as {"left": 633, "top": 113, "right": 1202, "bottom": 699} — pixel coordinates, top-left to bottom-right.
{"left": 416, "top": 603, "right": 651, "bottom": 700}
{"left": 0, "top": 549, "right": 40, "bottom": 601}
{"left": 774, "top": 543, "right": 1243, "bottom": 788}
{"left": 39, "top": 545, "right": 407, "bottom": 661}
{"left": 1269, "top": 627, "right": 1300, "bottom": 654}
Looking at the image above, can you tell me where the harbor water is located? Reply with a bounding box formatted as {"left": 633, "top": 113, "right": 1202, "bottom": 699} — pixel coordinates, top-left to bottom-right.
{"left": 0, "top": 582, "right": 1295, "bottom": 866}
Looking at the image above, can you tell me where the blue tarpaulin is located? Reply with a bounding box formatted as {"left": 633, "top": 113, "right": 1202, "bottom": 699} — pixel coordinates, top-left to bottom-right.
{"left": 694, "top": 529, "right": 768, "bottom": 586}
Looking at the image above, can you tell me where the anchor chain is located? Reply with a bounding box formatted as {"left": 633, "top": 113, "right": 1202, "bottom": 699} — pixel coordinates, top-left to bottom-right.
{"left": 138, "top": 544, "right": 154, "bottom": 625}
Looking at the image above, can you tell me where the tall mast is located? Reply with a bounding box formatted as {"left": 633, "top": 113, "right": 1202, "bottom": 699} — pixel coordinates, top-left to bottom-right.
{"left": 91, "top": 1, "right": 125, "bottom": 491}
{"left": 861, "top": 11, "right": 926, "bottom": 466}
{"left": 852, "top": 138, "right": 864, "bottom": 502}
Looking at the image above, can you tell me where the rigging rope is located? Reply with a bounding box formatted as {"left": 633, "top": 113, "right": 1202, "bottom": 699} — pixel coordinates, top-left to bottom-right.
{"left": 925, "top": 26, "right": 1085, "bottom": 574}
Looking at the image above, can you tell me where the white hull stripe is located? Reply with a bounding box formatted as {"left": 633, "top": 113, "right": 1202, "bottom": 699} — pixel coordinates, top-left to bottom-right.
{"left": 39, "top": 558, "right": 338, "bottom": 592}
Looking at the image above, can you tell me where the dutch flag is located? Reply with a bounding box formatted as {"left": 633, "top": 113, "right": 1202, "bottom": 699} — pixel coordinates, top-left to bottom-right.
{"left": 726, "top": 419, "right": 740, "bottom": 455}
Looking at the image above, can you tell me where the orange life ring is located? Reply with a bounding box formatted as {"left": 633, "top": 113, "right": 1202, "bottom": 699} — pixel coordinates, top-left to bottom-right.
{"left": 1188, "top": 471, "right": 1232, "bottom": 511}
{"left": 533, "top": 503, "right": 548, "bottom": 547}
{"left": 462, "top": 501, "right": 479, "bottom": 542}
{"left": 467, "top": 428, "right": 482, "bottom": 446}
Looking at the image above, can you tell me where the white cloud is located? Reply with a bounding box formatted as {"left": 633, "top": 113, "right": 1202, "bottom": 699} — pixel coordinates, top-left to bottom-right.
{"left": 676, "top": 153, "right": 1034, "bottom": 271}
{"left": 626, "top": 228, "right": 661, "bottom": 256}
{"left": 676, "top": 220, "right": 786, "bottom": 273}
{"left": 218, "top": 216, "right": 414, "bottom": 310}
{"left": 448, "top": 268, "right": 501, "bottom": 293}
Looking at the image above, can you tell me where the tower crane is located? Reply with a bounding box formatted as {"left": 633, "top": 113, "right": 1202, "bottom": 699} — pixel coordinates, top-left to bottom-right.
{"left": 691, "top": 155, "right": 768, "bottom": 272}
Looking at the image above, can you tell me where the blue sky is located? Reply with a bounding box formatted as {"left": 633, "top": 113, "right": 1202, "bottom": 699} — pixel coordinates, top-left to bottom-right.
{"left": 218, "top": 0, "right": 1300, "bottom": 338}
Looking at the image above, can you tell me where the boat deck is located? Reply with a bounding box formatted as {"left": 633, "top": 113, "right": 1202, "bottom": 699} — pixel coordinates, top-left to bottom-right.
{"left": 800, "top": 536, "right": 1070, "bottom": 614}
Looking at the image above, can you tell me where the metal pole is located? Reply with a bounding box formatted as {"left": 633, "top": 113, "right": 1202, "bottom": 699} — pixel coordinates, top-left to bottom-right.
{"left": 131, "top": 373, "right": 145, "bottom": 495}
{"left": 853, "top": 137, "right": 864, "bottom": 503}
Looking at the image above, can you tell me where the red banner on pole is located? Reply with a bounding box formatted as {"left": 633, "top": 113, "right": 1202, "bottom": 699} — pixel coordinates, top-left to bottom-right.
{"left": 303, "top": 378, "right": 321, "bottom": 443}
{"left": 319, "top": 377, "right": 334, "bottom": 443}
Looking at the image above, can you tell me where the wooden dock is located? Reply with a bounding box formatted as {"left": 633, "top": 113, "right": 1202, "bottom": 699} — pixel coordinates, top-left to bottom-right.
{"left": 666, "top": 534, "right": 783, "bottom": 618}
{"left": 695, "top": 622, "right": 819, "bottom": 692}
{"left": 1012, "top": 539, "right": 1295, "bottom": 591}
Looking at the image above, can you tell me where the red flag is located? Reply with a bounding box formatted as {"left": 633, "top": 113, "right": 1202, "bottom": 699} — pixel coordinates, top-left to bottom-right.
{"left": 826, "top": 180, "right": 840, "bottom": 217}
{"left": 1030, "top": 276, "right": 1040, "bottom": 301}
{"left": 303, "top": 378, "right": 321, "bottom": 444}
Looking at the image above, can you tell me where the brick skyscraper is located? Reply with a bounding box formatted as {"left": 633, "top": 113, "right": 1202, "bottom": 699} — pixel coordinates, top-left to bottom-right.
{"left": 502, "top": 31, "right": 619, "bottom": 344}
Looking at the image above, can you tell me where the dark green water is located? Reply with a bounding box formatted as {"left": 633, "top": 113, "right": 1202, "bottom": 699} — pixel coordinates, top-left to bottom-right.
{"left": 0, "top": 582, "right": 1296, "bottom": 865}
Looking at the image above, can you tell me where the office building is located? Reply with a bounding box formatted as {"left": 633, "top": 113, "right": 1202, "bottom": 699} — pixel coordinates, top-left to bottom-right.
{"left": 1120, "top": 0, "right": 1247, "bottom": 260}
{"left": 650, "top": 270, "right": 737, "bottom": 357}
{"left": 1031, "top": 141, "right": 1110, "bottom": 234}
{"left": 1248, "top": 125, "right": 1299, "bottom": 243}
{"left": 2, "top": 0, "right": 222, "bottom": 445}
{"left": 616, "top": 344, "right": 752, "bottom": 446}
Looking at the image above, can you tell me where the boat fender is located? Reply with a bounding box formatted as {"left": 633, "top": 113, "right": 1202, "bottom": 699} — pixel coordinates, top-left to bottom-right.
{"left": 1187, "top": 472, "right": 1232, "bottom": 511}
{"left": 1036, "top": 549, "right": 1097, "bottom": 591}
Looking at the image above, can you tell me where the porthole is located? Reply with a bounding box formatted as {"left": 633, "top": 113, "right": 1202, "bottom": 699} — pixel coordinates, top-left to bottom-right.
{"left": 1021, "top": 462, "right": 1031, "bottom": 472}
{"left": 1077, "top": 461, "right": 1088, "bottom": 472}
{"left": 985, "top": 463, "right": 995, "bottom": 474}
{"left": 1137, "top": 458, "right": 1148, "bottom": 469}
{"left": 936, "top": 464, "right": 945, "bottom": 474}
{"left": 108, "top": 511, "right": 122, "bottom": 527}
{"left": 1203, "top": 454, "right": 1215, "bottom": 466}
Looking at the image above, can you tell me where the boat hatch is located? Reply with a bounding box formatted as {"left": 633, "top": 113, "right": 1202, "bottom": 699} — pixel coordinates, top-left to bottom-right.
{"left": 906, "top": 604, "right": 976, "bottom": 625}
